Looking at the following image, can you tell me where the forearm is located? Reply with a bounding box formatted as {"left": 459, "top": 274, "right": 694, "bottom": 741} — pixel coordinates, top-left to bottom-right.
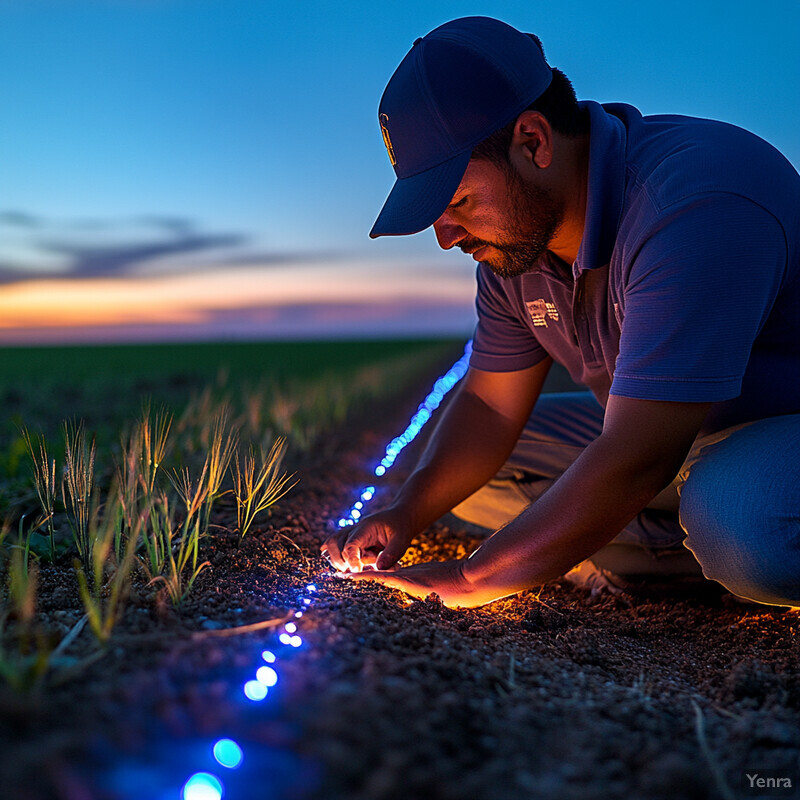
{"left": 458, "top": 397, "right": 711, "bottom": 602}
{"left": 348, "top": 397, "right": 710, "bottom": 606}
{"left": 388, "top": 385, "right": 527, "bottom": 533}
{"left": 461, "top": 432, "right": 681, "bottom": 597}
{"left": 348, "top": 440, "right": 687, "bottom": 609}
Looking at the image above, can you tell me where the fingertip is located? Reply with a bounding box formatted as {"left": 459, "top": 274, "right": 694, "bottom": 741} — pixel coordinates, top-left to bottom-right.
{"left": 376, "top": 554, "right": 397, "bottom": 571}
{"left": 341, "top": 547, "right": 363, "bottom": 574}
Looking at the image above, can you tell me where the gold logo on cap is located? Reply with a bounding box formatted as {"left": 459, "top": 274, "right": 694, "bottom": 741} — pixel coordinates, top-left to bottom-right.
{"left": 379, "top": 113, "right": 397, "bottom": 167}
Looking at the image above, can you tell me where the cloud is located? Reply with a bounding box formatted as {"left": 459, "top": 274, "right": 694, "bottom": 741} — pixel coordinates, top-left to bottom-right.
{"left": 201, "top": 249, "right": 344, "bottom": 267}
{"left": 135, "top": 215, "right": 198, "bottom": 237}
{"left": 0, "top": 210, "right": 42, "bottom": 228}
{"left": 39, "top": 230, "right": 248, "bottom": 278}
{"left": 0, "top": 262, "right": 32, "bottom": 284}
{"left": 0, "top": 211, "right": 347, "bottom": 283}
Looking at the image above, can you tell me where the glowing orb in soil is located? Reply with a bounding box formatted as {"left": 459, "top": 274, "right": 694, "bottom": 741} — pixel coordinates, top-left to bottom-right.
{"left": 256, "top": 665, "right": 279, "bottom": 687}
{"left": 243, "top": 680, "right": 268, "bottom": 701}
{"left": 182, "top": 772, "right": 224, "bottom": 800}
{"left": 213, "top": 739, "right": 243, "bottom": 769}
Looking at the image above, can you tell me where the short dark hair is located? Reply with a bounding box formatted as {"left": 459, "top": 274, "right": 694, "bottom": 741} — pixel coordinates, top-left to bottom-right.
{"left": 471, "top": 49, "right": 589, "bottom": 166}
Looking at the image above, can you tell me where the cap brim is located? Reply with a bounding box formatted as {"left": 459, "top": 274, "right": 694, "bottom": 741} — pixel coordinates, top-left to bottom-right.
{"left": 369, "top": 150, "right": 471, "bottom": 239}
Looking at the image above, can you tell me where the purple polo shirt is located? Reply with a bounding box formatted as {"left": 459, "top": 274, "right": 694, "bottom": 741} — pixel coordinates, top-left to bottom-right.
{"left": 470, "top": 101, "right": 800, "bottom": 434}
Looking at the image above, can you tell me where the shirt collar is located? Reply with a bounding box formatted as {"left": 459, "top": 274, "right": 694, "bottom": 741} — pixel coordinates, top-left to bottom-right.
{"left": 573, "top": 101, "right": 627, "bottom": 275}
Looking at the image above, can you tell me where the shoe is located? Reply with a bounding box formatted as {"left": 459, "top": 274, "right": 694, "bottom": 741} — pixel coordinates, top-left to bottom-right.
{"left": 563, "top": 560, "right": 633, "bottom": 597}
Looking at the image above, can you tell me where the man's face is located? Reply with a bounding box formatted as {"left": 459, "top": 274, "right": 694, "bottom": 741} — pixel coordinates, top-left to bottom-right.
{"left": 433, "top": 157, "right": 565, "bottom": 278}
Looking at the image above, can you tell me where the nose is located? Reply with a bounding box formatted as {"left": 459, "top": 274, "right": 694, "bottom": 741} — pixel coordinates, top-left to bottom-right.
{"left": 433, "top": 212, "right": 467, "bottom": 250}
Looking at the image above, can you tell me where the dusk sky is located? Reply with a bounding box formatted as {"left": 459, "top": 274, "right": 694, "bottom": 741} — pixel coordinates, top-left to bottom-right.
{"left": 1, "top": 0, "right": 798, "bottom": 343}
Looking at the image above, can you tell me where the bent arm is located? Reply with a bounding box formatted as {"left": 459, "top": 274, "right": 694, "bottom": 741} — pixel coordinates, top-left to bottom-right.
{"left": 324, "top": 359, "right": 552, "bottom": 571}
{"left": 459, "top": 395, "right": 712, "bottom": 603}
{"left": 391, "top": 358, "right": 553, "bottom": 532}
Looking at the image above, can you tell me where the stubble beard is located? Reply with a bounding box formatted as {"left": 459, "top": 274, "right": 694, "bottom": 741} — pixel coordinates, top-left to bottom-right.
{"left": 458, "top": 164, "right": 565, "bottom": 279}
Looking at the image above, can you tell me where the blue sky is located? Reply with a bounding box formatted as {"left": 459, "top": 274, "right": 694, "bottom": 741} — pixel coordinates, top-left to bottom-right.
{"left": 1, "top": 0, "right": 798, "bottom": 341}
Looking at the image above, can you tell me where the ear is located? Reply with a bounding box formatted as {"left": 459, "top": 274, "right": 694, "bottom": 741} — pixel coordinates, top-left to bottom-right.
{"left": 510, "top": 111, "right": 553, "bottom": 170}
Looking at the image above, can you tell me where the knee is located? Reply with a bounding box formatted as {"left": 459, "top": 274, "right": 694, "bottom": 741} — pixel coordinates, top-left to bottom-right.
{"left": 451, "top": 478, "right": 534, "bottom": 531}
{"left": 679, "top": 417, "right": 800, "bottom": 607}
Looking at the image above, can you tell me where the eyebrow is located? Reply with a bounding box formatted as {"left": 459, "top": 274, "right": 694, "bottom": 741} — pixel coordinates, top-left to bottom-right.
{"left": 447, "top": 193, "right": 465, "bottom": 209}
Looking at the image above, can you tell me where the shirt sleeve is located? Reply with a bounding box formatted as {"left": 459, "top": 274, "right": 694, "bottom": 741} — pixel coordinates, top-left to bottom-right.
{"left": 469, "top": 264, "right": 549, "bottom": 372}
{"left": 611, "top": 192, "right": 787, "bottom": 402}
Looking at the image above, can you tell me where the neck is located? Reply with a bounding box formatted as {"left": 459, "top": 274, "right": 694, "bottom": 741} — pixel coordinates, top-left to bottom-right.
{"left": 547, "top": 132, "right": 590, "bottom": 265}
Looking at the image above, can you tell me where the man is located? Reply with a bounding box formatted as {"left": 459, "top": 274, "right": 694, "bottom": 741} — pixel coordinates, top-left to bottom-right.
{"left": 322, "top": 16, "right": 800, "bottom": 608}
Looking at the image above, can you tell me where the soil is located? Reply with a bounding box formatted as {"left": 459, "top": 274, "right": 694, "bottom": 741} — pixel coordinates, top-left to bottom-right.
{"left": 1, "top": 364, "right": 798, "bottom": 800}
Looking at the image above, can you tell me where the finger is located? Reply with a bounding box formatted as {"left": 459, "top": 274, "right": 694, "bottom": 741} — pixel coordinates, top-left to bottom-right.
{"left": 340, "top": 524, "right": 386, "bottom": 572}
{"left": 342, "top": 540, "right": 364, "bottom": 573}
{"left": 322, "top": 531, "right": 349, "bottom": 572}
{"left": 375, "top": 537, "right": 408, "bottom": 570}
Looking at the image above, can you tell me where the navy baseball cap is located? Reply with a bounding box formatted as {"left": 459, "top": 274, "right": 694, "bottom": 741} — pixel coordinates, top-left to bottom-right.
{"left": 369, "top": 16, "right": 552, "bottom": 239}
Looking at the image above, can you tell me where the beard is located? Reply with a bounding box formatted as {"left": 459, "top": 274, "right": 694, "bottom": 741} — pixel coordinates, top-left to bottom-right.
{"left": 457, "top": 165, "right": 565, "bottom": 279}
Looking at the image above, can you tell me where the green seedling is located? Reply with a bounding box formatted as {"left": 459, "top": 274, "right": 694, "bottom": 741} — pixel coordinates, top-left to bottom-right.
{"left": 116, "top": 405, "right": 172, "bottom": 562}
{"left": 137, "top": 402, "right": 173, "bottom": 499}
{"left": 147, "top": 491, "right": 210, "bottom": 607}
{"left": 233, "top": 438, "right": 297, "bottom": 544}
{"left": 74, "top": 491, "right": 140, "bottom": 645}
{"left": 147, "top": 462, "right": 212, "bottom": 607}
{"left": 202, "top": 407, "right": 238, "bottom": 532}
{"left": 0, "top": 537, "right": 52, "bottom": 691}
{"left": 21, "top": 428, "right": 58, "bottom": 562}
{"left": 61, "top": 420, "right": 96, "bottom": 576}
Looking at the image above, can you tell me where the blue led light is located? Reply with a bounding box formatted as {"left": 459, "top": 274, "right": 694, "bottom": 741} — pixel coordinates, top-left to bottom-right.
{"left": 182, "top": 772, "right": 224, "bottom": 800}
{"left": 256, "top": 666, "right": 279, "bottom": 687}
{"left": 213, "top": 739, "right": 243, "bottom": 770}
{"left": 243, "top": 680, "right": 268, "bottom": 701}
{"left": 181, "top": 559, "right": 322, "bottom": 797}
{"left": 336, "top": 341, "right": 471, "bottom": 524}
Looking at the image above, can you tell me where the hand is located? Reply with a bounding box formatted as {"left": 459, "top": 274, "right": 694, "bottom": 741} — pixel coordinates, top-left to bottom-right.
{"left": 321, "top": 507, "right": 415, "bottom": 573}
{"left": 345, "top": 559, "right": 504, "bottom": 609}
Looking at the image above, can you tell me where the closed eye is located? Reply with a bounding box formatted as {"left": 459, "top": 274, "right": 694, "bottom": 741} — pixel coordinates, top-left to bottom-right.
{"left": 448, "top": 196, "right": 468, "bottom": 210}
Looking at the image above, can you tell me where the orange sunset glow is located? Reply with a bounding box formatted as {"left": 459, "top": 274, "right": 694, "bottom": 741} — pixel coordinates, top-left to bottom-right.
{"left": 0, "top": 260, "right": 476, "bottom": 342}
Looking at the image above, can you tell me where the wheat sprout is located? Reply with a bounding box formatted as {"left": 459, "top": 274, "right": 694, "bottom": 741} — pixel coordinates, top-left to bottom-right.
{"left": 61, "top": 421, "right": 96, "bottom": 575}
{"left": 21, "top": 429, "right": 57, "bottom": 561}
{"left": 233, "top": 437, "right": 297, "bottom": 544}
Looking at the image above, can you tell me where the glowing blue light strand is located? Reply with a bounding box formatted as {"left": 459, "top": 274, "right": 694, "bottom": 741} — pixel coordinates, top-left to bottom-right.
{"left": 180, "top": 583, "right": 321, "bottom": 798}
{"left": 180, "top": 343, "right": 473, "bottom": 798}
{"left": 338, "top": 340, "right": 473, "bottom": 527}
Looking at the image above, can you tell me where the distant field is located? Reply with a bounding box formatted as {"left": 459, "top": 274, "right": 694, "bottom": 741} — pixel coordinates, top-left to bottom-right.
{"left": 0, "top": 337, "right": 466, "bottom": 447}
{"left": 0, "top": 339, "right": 465, "bottom": 386}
